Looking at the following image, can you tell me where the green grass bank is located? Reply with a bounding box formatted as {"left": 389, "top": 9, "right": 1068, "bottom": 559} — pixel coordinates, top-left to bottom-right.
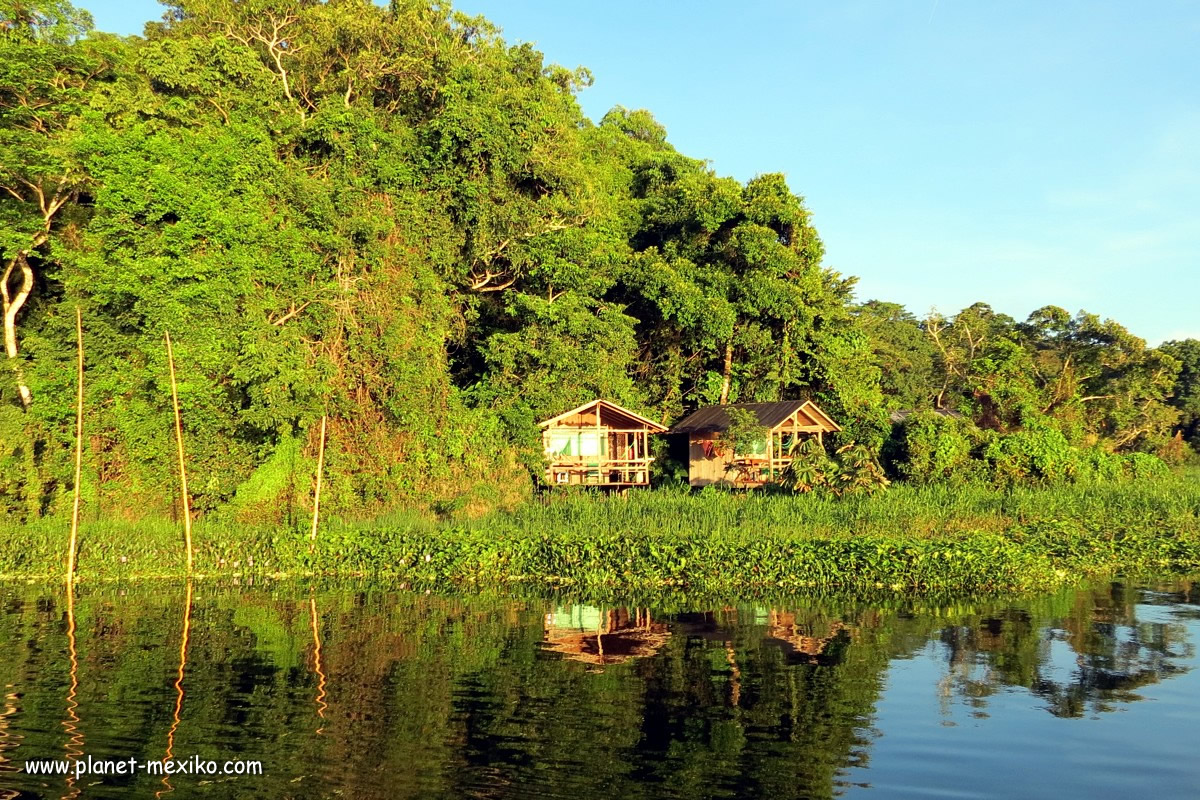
{"left": 3, "top": 472, "right": 1199, "bottom": 595}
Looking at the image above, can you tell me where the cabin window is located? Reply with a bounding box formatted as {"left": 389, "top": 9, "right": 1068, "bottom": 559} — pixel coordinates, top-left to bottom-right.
{"left": 734, "top": 437, "right": 768, "bottom": 459}
{"left": 547, "top": 430, "right": 604, "bottom": 457}
{"left": 578, "top": 431, "right": 602, "bottom": 457}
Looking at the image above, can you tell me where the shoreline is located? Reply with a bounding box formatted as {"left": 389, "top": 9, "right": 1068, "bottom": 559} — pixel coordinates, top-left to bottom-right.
{"left": 3, "top": 477, "right": 1197, "bottom": 595}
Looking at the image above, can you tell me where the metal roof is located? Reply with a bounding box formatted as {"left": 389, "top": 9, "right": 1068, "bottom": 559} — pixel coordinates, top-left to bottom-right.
{"left": 669, "top": 401, "right": 839, "bottom": 434}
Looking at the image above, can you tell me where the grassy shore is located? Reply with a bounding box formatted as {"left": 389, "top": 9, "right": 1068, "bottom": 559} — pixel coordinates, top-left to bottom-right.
{"left": 2, "top": 471, "right": 1198, "bottom": 595}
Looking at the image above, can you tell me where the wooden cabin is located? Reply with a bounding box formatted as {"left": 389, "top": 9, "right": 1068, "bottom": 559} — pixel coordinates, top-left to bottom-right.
{"left": 670, "top": 400, "right": 841, "bottom": 488}
{"left": 539, "top": 399, "right": 667, "bottom": 488}
{"left": 542, "top": 606, "right": 670, "bottom": 670}
{"left": 765, "top": 612, "right": 849, "bottom": 666}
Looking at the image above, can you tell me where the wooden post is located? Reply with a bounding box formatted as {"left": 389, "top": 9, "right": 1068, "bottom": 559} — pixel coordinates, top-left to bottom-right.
{"left": 766, "top": 428, "right": 774, "bottom": 481}
{"left": 641, "top": 429, "right": 647, "bottom": 484}
{"left": 595, "top": 404, "right": 602, "bottom": 483}
{"left": 165, "top": 330, "right": 192, "bottom": 574}
{"left": 719, "top": 342, "right": 733, "bottom": 405}
{"left": 310, "top": 414, "right": 327, "bottom": 545}
{"left": 67, "top": 306, "right": 84, "bottom": 586}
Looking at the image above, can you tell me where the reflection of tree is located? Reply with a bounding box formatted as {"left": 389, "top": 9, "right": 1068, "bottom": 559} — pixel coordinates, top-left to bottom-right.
{"left": 923, "top": 581, "right": 1194, "bottom": 718}
{"left": 624, "top": 606, "right": 885, "bottom": 800}
{"left": 0, "top": 580, "right": 1192, "bottom": 798}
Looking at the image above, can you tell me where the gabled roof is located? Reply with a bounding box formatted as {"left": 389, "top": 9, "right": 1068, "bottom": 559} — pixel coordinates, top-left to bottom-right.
{"left": 538, "top": 399, "right": 668, "bottom": 432}
{"left": 669, "top": 400, "right": 841, "bottom": 434}
{"left": 798, "top": 400, "right": 841, "bottom": 432}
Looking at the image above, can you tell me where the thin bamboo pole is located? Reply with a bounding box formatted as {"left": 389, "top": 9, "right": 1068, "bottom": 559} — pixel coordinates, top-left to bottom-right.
{"left": 67, "top": 306, "right": 84, "bottom": 586}
{"left": 165, "top": 331, "right": 192, "bottom": 574}
{"left": 310, "top": 414, "right": 327, "bottom": 545}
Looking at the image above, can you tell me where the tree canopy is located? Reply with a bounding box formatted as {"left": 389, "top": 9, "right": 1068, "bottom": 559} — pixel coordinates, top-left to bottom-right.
{"left": 0, "top": 0, "right": 1192, "bottom": 521}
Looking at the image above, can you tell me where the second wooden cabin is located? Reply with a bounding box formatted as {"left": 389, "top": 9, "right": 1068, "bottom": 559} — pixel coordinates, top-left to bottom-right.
{"left": 670, "top": 400, "right": 841, "bottom": 488}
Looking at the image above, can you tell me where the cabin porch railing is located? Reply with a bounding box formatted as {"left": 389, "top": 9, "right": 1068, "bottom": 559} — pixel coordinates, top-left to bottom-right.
{"left": 546, "top": 456, "right": 655, "bottom": 486}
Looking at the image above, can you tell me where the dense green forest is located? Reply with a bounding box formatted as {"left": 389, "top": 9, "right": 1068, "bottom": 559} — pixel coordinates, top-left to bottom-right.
{"left": 2, "top": 0, "right": 1197, "bottom": 524}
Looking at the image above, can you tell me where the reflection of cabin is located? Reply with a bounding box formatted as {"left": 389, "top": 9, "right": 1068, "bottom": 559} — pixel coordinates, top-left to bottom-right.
{"left": 542, "top": 606, "right": 670, "bottom": 670}
{"left": 670, "top": 400, "right": 841, "bottom": 488}
{"left": 765, "top": 612, "right": 848, "bottom": 666}
{"left": 540, "top": 399, "right": 667, "bottom": 487}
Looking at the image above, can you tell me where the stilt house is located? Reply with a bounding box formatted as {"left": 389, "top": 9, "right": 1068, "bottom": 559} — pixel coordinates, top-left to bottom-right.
{"left": 539, "top": 399, "right": 667, "bottom": 487}
{"left": 542, "top": 606, "right": 670, "bottom": 669}
{"left": 670, "top": 400, "right": 841, "bottom": 488}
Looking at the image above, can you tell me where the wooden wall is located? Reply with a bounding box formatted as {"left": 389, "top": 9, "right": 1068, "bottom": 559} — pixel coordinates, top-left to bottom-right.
{"left": 687, "top": 434, "right": 726, "bottom": 486}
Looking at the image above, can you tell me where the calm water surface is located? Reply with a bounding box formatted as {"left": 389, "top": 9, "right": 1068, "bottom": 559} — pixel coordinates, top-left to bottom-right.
{"left": 0, "top": 578, "right": 1196, "bottom": 799}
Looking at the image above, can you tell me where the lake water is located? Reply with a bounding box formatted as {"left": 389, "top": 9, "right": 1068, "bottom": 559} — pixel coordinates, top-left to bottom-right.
{"left": 0, "top": 578, "right": 1196, "bottom": 799}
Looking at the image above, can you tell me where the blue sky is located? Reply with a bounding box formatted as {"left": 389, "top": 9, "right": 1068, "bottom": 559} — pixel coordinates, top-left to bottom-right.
{"left": 86, "top": 1, "right": 1199, "bottom": 344}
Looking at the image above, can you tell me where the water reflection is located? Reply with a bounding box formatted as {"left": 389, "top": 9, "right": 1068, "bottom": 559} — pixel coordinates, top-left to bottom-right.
{"left": 308, "top": 596, "right": 327, "bottom": 735}
{"left": 61, "top": 587, "right": 83, "bottom": 800}
{"left": 542, "top": 607, "right": 670, "bottom": 670}
{"left": 155, "top": 581, "right": 191, "bottom": 799}
{"left": 0, "top": 578, "right": 1192, "bottom": 799}
{"left": 930, "top": 581, "right": 1196, "bottom": 719}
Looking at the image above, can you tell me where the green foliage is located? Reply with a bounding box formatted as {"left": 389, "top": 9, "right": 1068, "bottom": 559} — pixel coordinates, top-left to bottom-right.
{"left": 716, "top": 407, "right": 768, "bottom": 457}
{"left": 781, "top": 438, "right": 889, "bottom": 496}
{"left": 832, "top": 442, "right": 891, "bottom": 495}
{"left": 227, "top": 432, "right": 313, "bottom": 525}
{"left": 852, "top": 300, "right": 936, "bottom": 409}
{"left": 1160, "top": 338, "right": 1200, "bottom": 449}
{"left": 2, "top": 473, "right": 1198, "bottom": 594}
{"left": 891, "top": 409, "right": 1175, "bottom": 488}
{"left": 781, "top": 438, "right": 835, "bottom": 493}
{"left": 982, "top": 425, "right": 1081, "bottom": 485}
{"left": 924, "top": 303, "right": 1181, "bottom": 452}
{"left": 0, "top": 0, "right": 1188, "bottom": 525}
{"left": 0, "top": 406, "right": 40, "bottom": 518}
{"left": 0, "top": 0, "right": 900, "bottom": 520}
{"left": 892, "top": 411, "right": 982, "bottom": 484}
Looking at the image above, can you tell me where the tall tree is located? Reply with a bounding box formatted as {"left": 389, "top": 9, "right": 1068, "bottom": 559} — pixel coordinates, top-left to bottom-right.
{"left": 1159, "top": 338, "right": 1200, "bottom": 449}
{"left": 852, "top": 300, "right": 935, "bottom": 409}
{"left": 0, "top": 0, "right": 113, "bottom": 409}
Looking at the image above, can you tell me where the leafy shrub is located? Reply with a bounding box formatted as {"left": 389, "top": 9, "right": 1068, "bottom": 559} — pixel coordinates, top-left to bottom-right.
{"left": 890, "top": 411, "right": 1173, "bottom": 488}
{"left": 892, "top": 411, "right": 980, "bottom": 483}
{"left": 780, "top": 439, "right": 889, "bottom": 496}
{"left": 1121, "top": 452, "right": 1170, "bottom": 480}
{"left": 982, "top": 425, "right": 1079, "bottom": 484}
{"left": 715, "top": 408, "right": 769, "bottom": 458}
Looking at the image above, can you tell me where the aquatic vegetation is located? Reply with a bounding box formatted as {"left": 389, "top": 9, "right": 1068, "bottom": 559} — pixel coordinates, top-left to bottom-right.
{"left": 1, "top": 472, "right": 1197, "bottom": 595}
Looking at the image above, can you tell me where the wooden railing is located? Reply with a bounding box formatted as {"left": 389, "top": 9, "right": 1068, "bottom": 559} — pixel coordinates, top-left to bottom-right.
{"left": 547, "top": 456, "right": 655, "bottom": 486}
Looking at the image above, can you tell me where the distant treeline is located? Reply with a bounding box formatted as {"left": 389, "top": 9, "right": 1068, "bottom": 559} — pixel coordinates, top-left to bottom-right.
{"left": 2, "top": 0, "right": 1198, "bottom": 522}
